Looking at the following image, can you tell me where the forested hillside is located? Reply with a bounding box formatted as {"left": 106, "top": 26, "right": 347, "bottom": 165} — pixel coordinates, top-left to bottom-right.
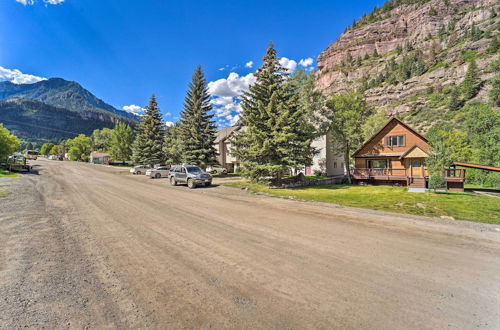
{"left": 315, "top": 0, "right": 499, "bottom": 186}
{"left": 0, "top": 98, "right": 119, "bottom": 144}
{"left": 0, "top": 78, "right": 137, "bottom": 145}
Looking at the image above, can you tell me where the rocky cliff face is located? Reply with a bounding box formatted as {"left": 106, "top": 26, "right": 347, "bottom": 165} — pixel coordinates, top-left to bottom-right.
{"left": 315, "top": 0, "right": 499, "bottom": 131}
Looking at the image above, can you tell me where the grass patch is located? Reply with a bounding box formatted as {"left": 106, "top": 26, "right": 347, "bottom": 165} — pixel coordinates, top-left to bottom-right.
{"left": 461, "top": 50, "right": 480, "bottom": 62}
{"left": 212, "top": 172, "right": 242, "bottom": 177}
{"left": 429, "top": 60, "right": 447, "bottom": 72}
{"left": 110, "top": 164, "right": 131, "bottom": 168}
{"left": 222, "top": 182, "right": 500, "bottom": 224}
{"left": 0, "top": 169, "right": 19, "bottom": 178}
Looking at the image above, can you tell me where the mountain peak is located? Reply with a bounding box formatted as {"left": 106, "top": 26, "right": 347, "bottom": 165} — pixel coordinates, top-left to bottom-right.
{"left": 0, "top": 77, "right": 137, "bottom": 121}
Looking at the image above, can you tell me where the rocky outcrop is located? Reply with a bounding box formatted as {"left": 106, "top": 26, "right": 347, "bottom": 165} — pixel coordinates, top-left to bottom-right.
{"left": 315, "top": 0, "right": 499, "bottom": 127}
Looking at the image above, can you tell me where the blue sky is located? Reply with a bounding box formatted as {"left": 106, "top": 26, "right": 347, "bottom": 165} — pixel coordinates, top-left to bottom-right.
{"left": 1, "top": 0, "right": 383, "bottom": 126}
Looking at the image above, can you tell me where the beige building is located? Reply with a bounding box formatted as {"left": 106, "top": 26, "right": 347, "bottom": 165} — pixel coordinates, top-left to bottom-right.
{"left": 214, "top": 126, "right": 345, "bottom": 177}
{"left": 308, "top": 132, "right": 346, "bottom": 177}
{"left": 215, "top": 125, "right": 241, "bottom": 172}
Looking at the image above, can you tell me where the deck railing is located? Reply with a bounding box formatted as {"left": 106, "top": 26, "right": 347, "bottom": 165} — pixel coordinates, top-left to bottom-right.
{"left": 351, "top": 168, "right": 409, "bottom": 177}
{"left": 351, "top": 168, "right": 465, "bottom": 179}
{"left": 445, "top": 168, "right": 466, "bottom": 178}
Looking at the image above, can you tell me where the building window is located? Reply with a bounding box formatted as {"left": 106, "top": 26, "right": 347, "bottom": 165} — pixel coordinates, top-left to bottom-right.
{"left": 367, "top": 159, "right": 388, "bottom": 168}
{"left": 385, "top": 135, "right": 405, "bottom": 147}
{"left": 334, "top": 162, "right": 337, "bottom": 168}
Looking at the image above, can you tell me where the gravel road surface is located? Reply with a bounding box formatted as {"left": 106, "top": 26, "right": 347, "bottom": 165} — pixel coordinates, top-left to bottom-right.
{"left": 1, "top": 159, "right": 499, "bottom": 329}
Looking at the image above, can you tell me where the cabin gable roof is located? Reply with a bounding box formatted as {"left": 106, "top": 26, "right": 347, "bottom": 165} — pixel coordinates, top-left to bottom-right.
{"left": 353, "top": 117, "right": 429, "bottom": 158}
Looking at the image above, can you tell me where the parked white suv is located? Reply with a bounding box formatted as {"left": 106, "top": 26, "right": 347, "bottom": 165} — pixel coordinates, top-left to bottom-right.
{"left": 130, "top": 165, "right": 151, "bottom": 175}
{"left": 146, "top": 166, "right": 171, "bottom": 179}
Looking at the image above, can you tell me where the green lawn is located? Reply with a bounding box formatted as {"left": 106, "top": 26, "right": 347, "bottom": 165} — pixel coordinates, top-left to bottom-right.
{"left": 222, "top": 182, "right": 500, "bottom": 224}
{"left": 110, "top": 164, "right": 132, "bottom": 168}
{"left": 212, "top": 172, "right": 242, "bottom": 177}
{"left": 0, "top": 169, "right": 19, "bottom": 178}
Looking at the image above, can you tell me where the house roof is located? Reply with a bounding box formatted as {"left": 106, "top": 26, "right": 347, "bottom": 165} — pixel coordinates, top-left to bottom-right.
{"left": 399, "top": 145, "right": 429, "bottom": 159}
{"left": 353, "top": 117, "right": 429, "bottom": 157}
{"left": 355, "top": 153, "right": 404, "bottom": 158}
{"left": 90, "top": 152, "right": 110, "bottom": 157}
{"left": 214, "top": 125, "right": 241, "bottom": 143}
{"left": 453, "top": 162, "right": 500, "bottom": 172}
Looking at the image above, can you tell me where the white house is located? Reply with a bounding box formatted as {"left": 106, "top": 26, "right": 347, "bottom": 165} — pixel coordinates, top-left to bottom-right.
{"left": 308, "top": 132, "right": 346, "bottom": 176}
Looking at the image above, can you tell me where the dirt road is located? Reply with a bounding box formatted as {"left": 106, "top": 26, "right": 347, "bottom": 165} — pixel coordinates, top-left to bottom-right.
{"left": 1, "top": 159, "right": 499, "bottom": 329}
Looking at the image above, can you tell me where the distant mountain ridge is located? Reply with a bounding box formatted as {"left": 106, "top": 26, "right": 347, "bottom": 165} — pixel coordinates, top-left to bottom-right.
{"left": 0, "top": 78, "right": 137, "bottom": 120}
{"left": 0, "top": 77, "right": 138, "bottom": 144}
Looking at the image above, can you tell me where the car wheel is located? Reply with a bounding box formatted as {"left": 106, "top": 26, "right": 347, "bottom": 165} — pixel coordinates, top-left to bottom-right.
{"left": 204, "top": 182, "right": 211, "bottom": 187}
{"left": 187, "top": 179, "right": 196, "bottom": 189}
{"left": 137, "top": 171, "right": 141, "bottom": 175}
{"left": 155, "top": 173, "right": 161, "bottom": 179}
{"left": 170, "top": 177, "right": 177, "bottom": 186}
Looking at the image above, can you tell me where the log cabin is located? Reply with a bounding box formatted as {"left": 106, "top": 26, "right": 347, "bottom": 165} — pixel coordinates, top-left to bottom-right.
{"left": 351, "top": 117, "right": 465, "bottom": 191}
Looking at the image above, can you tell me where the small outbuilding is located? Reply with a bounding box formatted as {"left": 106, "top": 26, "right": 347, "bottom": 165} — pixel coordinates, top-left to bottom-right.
{"left": 89, "top": 152, "right": 110, "bottom": 165}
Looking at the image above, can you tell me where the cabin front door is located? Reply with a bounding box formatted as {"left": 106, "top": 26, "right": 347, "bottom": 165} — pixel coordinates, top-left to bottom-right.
{"left": 405, "top": 158, "right": 424, "bottom": 177}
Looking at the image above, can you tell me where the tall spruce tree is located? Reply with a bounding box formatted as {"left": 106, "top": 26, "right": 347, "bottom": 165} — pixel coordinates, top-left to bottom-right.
{"left": 233, "top": 42, "right": 316, "bottom": 183}
{"left": 163, "top": 124, "right": 183, "bottom": 164}
{"left": 462, "top": 60, "right": 481, "bottom": 100}
{"left": 132, "top": 94, "right": 165, "bottom": 165}
{"left": 178, "top": 66, "right": 218, "bottom": 168}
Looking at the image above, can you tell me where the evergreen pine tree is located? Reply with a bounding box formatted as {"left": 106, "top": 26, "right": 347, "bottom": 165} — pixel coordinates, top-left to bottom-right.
{"left": 163, "top": 124, "right": 183, "bottom": 164}
{"left": 177, "top": 65, "right": 218, "bottom": 168}
{"left": 448, "top": 87, "right": 463, "bottom": 111}
{"left": 462, "top": 60, "right": 481, "bottom": 100}
{"left": 233, "top": 42, "right": 316, "bottom": 183}
{"left": 132, "top": 95, "right": 165, "bottom": 165}
{"left": 487, "top": 35, "right": 500, "bottom": 54}
{"left": 489, "top": 73, "right": 500, "bottom": 107}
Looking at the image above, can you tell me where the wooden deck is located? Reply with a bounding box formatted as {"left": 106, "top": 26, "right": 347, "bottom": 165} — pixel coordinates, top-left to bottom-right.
{"left": 351, "top": 168, "right": 465, "bottom": 190}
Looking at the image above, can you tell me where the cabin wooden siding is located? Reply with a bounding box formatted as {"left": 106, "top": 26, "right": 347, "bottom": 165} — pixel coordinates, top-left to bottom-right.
{"left": 355, "top": 119, "right": 430, "bottom": 158}
{"left": 354, "top": 119, "right": 430, "bottom": 172}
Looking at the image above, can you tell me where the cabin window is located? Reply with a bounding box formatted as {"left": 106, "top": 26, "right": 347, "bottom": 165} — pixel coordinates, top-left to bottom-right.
{"left": 385, "top": 135, "right": 405, "bottom": 147}
{"left": 367, "top": 159, "right": 388, "bottom": 168}
{"left": 334, "top": 162, "right": 337, "bottom": 168}
{"left": 412, "top": 159, "right": 421, "bottom": 168}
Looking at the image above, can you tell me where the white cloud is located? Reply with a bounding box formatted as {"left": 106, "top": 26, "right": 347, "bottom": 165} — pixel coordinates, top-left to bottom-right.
{"left": 208, "top": 72, "right": 255, "bottom": 98}
{"left": 208, "top": 72, "right": 256, "bottom": 127}
{"left": 165, "top": 121, "right": 174, "bottom": 128}
{"left": 245, "top": 61, "right": 253, "bottom": 68}
{"left": 299, "top": 57, "right": 314, "bottom": 67}
{"left": 164, "top": 112, "right": 172, "bottom": 117}
{"left": 279, "top": 57, "right": 297, "bottom": 72}
{"left": 122, "top": 104, "right": 144, "bottom": 115}
{"left": 16, "top": 0, "right": 64, "bottom": 4}
{"left": 0, "top": 66, "right": 46, "bottom": 84}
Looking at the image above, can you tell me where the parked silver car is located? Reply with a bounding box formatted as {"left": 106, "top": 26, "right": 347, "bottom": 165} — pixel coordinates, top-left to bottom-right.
{"left": 169, "top": 165, "right": 212, "bottom": 189}
{"left": 130, "top": 165, "right": 151, "bottom": 175}
{"left": 206, "top": 165, "right": 227, "bottom": 175}
{"left": 146, "top": 166, "right": 171, "bottom": 179}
